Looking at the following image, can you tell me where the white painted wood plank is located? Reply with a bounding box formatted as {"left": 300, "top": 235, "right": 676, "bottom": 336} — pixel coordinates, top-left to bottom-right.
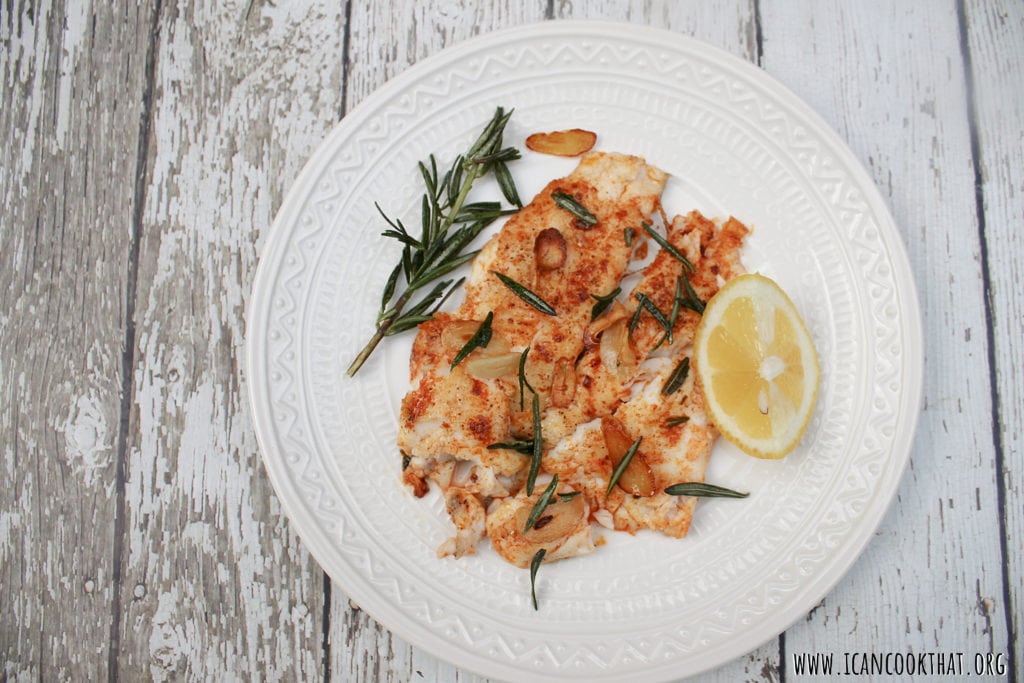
{"left": 552, "top": 0, "right": 760, "bottom": 62}
{"left": 758, "top": 0, "right": 1012, "bottom": 675}
{"left": 344, "top": 1, "right": 549, "bottom": 114}
{"left": 0, "top": 0, "right": 153, "bottom": 678}
{"left": 114, "top": 0, "right": 345, "bottom": 678}
{"left": 964, "top": 0, "right": 1024, "bottom": 677}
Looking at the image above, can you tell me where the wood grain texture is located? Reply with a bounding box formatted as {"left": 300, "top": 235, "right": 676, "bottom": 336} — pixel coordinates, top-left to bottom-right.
{"left": 759, "top": 0, "right": 1013, "bottom": 674}
{"left": 551, "top": 0, "right": 760, "bottom": 62}
{"left": 0, "top": 1, "right": 153, "bottom": 679}
{"left": 2, "top": 0, "right": 1020, "bottom": 680}
{"left": 112, "top": 0, "right": 345, "bottom": 678}
{"left": 963, "top": 0, "right": 1024, "bottom": 677}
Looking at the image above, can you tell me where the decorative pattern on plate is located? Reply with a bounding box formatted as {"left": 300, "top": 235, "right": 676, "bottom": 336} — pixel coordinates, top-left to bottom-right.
{"left": 247, "top": 22, "right": 922, "bottom": 682}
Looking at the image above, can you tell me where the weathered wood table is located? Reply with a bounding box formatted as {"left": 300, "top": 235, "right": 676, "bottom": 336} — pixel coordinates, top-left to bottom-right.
{"left": 2, "top": 1, "right": 1020, "bottom": 680}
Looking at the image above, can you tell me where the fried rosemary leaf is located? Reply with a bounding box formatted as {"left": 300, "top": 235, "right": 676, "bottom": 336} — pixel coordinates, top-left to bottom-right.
{"left": 551, "top": 190, "right": 597, "bottom": 226}
{"left": 518, "top": 346, "right": 534, "bottom": 411}
{"left": 530, "top": 548, "right": 546, "bottom": 610}
{"left": 664, "top": 482, "right": 749, "bottom": 498}
{"left": 624, "top": 227, "right": 635, "bottom": 246}
{"left": 665, "top": 416, "right": 690, "bottom": 428}
{"left": 662, "top": 357, "right": 690, "bottom": 395}
{"left": 679, "top": 268, "right": 706, "bottom": 314}
{"left": 635, "top": 292, "right": 672, "bottom": 343}
{"left": 492, "top": 271, "right": 557, "bottom": 315}
{"left": 450, "top": 311, "right": 493, "bottom": 369}
{"left": 495, "top": 161, "right": 522, "bottom": 208}
{"left": 590, "top": 287, "right": 621, "bottom": 321}
{"left": 606, "top": 436, "right": 643, "bottom": 497}
{"left": 524, "top": 475, "right": 560, "bottom": 533}
{"left": 654, "top": 277, "right": 684, "bottom": 349}
{"left": 642, "top": 221, "right": 694, "bottom": 272}
{"left": 527, "top": 393, "right": 543, "bottom": 495}
{"left": 557, "top": 491, "right": 581, "bottom": 502}
{"left": 486, "top": 440, "right": 534, "bottom": 455}
{"left": 347, "top": 107, "right": 521, "bottom": 376}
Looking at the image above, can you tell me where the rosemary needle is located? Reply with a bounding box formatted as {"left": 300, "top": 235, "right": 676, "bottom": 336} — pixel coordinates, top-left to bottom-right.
{"left": 486, "top": 440, "right": 534, "bottom": 455}
{"left": 492, "top": 271, "right": 557, "bottom": 315}
{"left": 662, "top": 357, "right": 690, "bottom": 395}
{"left": 518, "top": 346, "right": 533, "bottom": 411}
{"left": 551, "top": 191, "right": 597, "bottom": 226}
{"left": 450, "top": 312, "right": 493, "bottom": 369}
{"left": 347, "top": 107, "right": 522, "bottom": 376}
{"left": 530, "top": 548, "right": 546, "bottom": 610}
{"left": 606, "top": 436, "right": 642, "bottom": 497}
{"left": 664, "top": 482, "right": 749, "bottom": 498}
{"left": 527, "top": 392, "right": 543, "bottom": 495}
{"left": 590, "top": 287, "right": 621, "bottom": 321}
{"left": 642, "top": 221, "right": 694, "bottom": 272}
{"left": 523, "top": 474, "right": 559, "bottom": 533}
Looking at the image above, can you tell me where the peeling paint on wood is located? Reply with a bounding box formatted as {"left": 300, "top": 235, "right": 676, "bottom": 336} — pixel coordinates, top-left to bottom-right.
{"left": 1, "top": 0, "right": 1021, "bottom": 680}
{"left": 1, "top": 1, "right": 154, "bottom": 679}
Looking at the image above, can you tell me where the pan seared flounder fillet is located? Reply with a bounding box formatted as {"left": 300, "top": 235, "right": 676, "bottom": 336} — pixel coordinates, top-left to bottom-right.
{"left": 629, "top": 211, "right": 749, "bottom": 356}
{"left": 539, "top": 211, "right": 748, "bottom": 449}
{"left": 399, "top": 153, "right": 668, "bottom": 502}
{"left": 543, "top": 355, "right": 714, "bottom": 537}
{"left": 466, "top": 152, "right": 668, "bottom": 436}
{"left": 486, "top": 482, "right": 595, "bottom": 567}
{"left": 544, "top": 212, "right": 750, "bottom": 537}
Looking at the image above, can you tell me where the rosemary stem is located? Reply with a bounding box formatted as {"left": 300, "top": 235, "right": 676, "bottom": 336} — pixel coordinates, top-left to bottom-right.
{"left": 346, "top": 288, "right": 415, "bottom": 376}
{"left": 346, "top": 327, "right": 386, "bottom": 377}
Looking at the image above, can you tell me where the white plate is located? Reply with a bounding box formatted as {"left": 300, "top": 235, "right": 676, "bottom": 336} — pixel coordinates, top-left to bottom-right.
{"left": 247, "top": 21, "right": 922, "bottom": 682}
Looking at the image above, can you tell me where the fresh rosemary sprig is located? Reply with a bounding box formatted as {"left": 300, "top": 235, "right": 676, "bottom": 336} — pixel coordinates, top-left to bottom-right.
{"left": 450, "top": 312, "right": 493, "bottom": 369}
{"left": 606, "top": 436, "right": 643, "bottom": 497}
{"left": 492, "top": 271, "right": 557, "bottom": 315}
{"left": 664, "top": 482, "right": 749, "bottom": 498}
{"left": 552, "top": 191, "right": 597, "bottom": 226}
{"left": 530, "top": 548, "right": 546, "bottom": 610}
{"left": 642, "top": 221, "right": 694, "bottom": 272}
{"left": 590, "top": 287, "right": 621, "bottom": 321}
{"left": 524, "top": 474, "right": 560, "bottom": 533}
{"left": 663, "top": 357, "right": 690, "bottom": 395}
{"left": 346, "top": 107, "right": 521, "bottom": 376}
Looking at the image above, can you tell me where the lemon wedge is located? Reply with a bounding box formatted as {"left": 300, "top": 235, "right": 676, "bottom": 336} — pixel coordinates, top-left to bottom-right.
{"left": 694, "top": 274, "right": 820, "bottom": 459}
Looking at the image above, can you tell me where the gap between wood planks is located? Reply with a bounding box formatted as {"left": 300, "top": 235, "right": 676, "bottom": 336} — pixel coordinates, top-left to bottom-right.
{"left": 108, "top": 0, "right": 164, "bottom": 680}
{"left": 955, "top": 1, "right": 1017, "bottom": 679}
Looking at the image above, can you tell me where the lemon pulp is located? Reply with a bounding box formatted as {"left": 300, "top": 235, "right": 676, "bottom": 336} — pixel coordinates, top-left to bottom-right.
{"left": 694, "top": 274, "right": 819, "bottom": 458}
